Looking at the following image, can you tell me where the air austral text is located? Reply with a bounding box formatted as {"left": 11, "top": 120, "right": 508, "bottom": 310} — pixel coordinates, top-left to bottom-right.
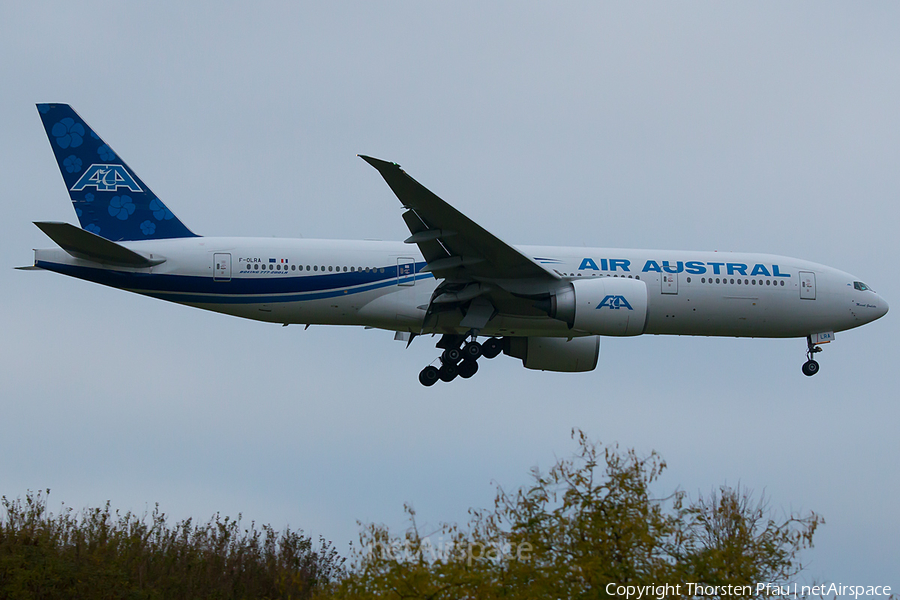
{"left": 579, "top": 258, "right": 791, "bottom": 277}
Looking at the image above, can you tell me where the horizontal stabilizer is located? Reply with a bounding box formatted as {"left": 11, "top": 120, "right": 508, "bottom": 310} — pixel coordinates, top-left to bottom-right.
{"left": 34, "top": 221, "right": 165, "bottom": 268}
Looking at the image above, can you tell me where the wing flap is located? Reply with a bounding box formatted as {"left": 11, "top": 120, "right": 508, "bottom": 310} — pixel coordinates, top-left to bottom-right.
{"left": 401, "top": 209, "right": 450, "bottom": 265}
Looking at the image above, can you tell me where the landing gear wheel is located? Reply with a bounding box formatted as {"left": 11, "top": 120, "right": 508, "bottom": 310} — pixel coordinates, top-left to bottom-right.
{"left": 442, "top": 348, "right": 462, "bottom": 364}
{"left": 463, "top": 341, "right": 482, "bottom": 360}
{"left": 419, "top": 366, "right": 440, "bottom": 386}
{"left": 439, "top": 362, "right": 459, "bottom": 382}
{"left": 482, "top": 337, "right": 502, "bottom": 359}
{"left": 458, "top": 359, "right": 479, "bottom": 379}
{"left": 802, "top": 360, "right": 819, "bottom": 377}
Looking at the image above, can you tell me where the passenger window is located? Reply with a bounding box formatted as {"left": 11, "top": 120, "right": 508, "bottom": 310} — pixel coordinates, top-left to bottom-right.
{"left": 254, "top": 264, "right": 259, "bottom": 270}
{"left": 701, "top": 277, "right": 706, "bottom": 283}
{"left": 686, "top": 277, "right": 691, "bottom": 283}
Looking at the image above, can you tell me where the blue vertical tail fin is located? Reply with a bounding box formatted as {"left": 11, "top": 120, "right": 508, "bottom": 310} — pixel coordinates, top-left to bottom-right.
{"left": 36, "top": 104, "right": 198, "bottom": 241}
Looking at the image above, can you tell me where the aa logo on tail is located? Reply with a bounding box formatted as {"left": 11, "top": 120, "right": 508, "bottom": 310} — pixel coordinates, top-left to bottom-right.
{"left": 70, "top": 164, "right": 143, "bottom": 193}
{"left": 597, "top": 295, "right": 633, "bottom": 310}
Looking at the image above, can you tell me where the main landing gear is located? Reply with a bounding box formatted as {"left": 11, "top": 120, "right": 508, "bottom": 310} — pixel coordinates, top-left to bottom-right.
{"left": 802, "top": 335, "right": 822, "bottom": 377}
{"left": 419, "top": 333, "right": 503, "bottom": 386}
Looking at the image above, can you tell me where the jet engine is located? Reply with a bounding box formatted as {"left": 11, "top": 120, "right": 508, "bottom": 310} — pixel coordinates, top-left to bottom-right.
{"left": 504, "top": 336, "right": 601, "bottom": 372}
{"left": 542, "top": 277, "right": 648, "bottom": 336}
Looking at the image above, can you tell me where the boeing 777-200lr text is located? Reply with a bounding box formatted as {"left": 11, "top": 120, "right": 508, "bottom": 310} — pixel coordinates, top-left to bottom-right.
{"left": 22, "top": 104, "right": 888, "bottom": 385}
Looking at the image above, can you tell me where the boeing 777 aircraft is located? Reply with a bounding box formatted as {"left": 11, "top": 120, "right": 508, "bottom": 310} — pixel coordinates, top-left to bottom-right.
{"left": 23, "top": 104, "right": 888, "bottom": 385}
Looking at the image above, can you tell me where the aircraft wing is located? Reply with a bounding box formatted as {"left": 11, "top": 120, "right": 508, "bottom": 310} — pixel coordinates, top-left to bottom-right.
{"left": 359, "top": 156, "right": 559, "bottom": 282}
{"left": 361, "top": 155, "right": 562, "bottom": 330}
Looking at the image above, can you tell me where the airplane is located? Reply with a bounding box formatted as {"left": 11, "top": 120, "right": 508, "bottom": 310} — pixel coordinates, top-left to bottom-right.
{"left": 22, "top": 104, "right": 889, "bottom": 386}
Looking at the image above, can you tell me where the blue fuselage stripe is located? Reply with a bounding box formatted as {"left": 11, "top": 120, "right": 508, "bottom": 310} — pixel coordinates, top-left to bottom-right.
{"left": 35, "top": 261, "right": 431, "bottom": 304}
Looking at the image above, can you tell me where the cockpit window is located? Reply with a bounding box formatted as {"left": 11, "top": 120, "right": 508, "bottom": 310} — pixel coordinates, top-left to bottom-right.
{"left": 854, "top": 281, "right": 873, "bottom": 292}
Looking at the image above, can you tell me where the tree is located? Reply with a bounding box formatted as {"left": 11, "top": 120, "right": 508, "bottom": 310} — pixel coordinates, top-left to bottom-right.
{"left": 328, "top": 430, "right": 822, "bottom": 599}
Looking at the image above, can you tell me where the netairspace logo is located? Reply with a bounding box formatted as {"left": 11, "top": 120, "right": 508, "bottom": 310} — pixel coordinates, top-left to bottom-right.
{"left": 363, "top": 537, "right": 532, "bottom": 567}
{"left": 604, "top": 582, "right": 893, "bottom": 600}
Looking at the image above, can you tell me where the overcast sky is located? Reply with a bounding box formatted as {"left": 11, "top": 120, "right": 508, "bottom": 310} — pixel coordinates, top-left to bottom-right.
{"left": 2, "top": 1, "right": 898, "bottom": 588}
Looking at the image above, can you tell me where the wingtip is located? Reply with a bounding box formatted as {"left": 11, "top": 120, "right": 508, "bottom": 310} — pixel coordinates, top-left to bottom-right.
{"left": 358, "top": 154, "right": 401, "bottom": 170}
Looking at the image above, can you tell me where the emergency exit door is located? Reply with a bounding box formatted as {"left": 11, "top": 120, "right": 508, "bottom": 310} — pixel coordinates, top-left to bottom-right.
{"left": 397, "top": 257, "right": 415, "bottom": 286}
{"left": 213, "top": 253, "right": 231, "bottom": 281}
{"left": 661, "top": 273, "right": 678, "bottom": 294}
{"left": 799, "top": 271, "right": 816, "bottom": 300}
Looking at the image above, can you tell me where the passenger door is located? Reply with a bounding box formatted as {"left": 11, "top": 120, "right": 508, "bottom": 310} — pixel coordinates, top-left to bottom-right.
{"left": 213, "top": 253, "right": 232, "bottom": 282}
{"left": 397, "top": 257, "right": 415, "bottom": 286}
{"left": 799, "top": 271, "right": 816, "bottom": 300}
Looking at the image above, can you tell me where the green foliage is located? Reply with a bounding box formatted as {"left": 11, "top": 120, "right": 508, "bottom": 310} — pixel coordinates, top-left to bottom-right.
{"left": 1, "top": 432, "right": 827, "bottom": 599}
{"left": 0, "top": 489, "right": 344, "bottom": 600}
{"left": 329, "top": 430, "right": 823, "bottom": 599}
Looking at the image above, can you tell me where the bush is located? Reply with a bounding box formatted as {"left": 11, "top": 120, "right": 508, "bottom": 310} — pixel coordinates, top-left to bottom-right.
{"left": 0, "top": 490, "right": 344, "bottom": 599}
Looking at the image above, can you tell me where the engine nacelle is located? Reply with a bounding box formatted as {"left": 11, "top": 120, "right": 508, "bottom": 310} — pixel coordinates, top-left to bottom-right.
{"left": 505, "top": 336, "right": 601, "bottom": 372}
{"left": 548, "top": 277, "right": 648, "bottom": 336}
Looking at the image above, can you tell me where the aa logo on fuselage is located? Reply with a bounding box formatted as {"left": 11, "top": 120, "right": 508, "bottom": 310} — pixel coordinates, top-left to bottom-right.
{"left": 597, "top": 295, "right": 633, "bottom": 310}
{"left": 70, "top": 164, "right": 143, "bottom": 193}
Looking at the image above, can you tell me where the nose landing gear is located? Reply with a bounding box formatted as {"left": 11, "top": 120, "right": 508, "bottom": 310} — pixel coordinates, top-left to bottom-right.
{"left": 802, "top": 335, "right": 822, "bottom": 377}
{"left": 418, "top": 333, "right": 502, "bottom": 386}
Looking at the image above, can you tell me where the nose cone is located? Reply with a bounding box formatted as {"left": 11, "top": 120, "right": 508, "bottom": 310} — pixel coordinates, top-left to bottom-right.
{"left": 853, "top": 292, "right": 889, "bottom": 325}
{"left": 875, "top": 294, "right": 889, "bottom": 320}
{"left": 847, "top": 279, "right": 888, "bottom": 326}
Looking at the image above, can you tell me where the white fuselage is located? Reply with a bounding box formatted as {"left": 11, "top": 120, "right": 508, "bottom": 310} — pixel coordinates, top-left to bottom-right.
{"left": 33, "top": 236, "right": 889, "bottom": 340}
